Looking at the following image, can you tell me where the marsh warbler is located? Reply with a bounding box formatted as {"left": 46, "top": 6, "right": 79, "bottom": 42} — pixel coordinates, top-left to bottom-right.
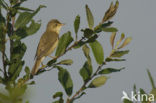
{"left": 31, "top": 19, "right": 64, "bottom": 75}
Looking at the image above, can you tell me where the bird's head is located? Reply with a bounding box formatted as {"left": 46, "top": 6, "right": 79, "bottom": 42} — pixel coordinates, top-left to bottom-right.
{"left": 47, "top": 19, "right": 64, "bottom": 34}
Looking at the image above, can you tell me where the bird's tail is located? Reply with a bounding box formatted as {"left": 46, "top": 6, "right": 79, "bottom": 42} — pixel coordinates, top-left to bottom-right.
{"left": 31, "top": 57, "right": 44, "bottom": 75}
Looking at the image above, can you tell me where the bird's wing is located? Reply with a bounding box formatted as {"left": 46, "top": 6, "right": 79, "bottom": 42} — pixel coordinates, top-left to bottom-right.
{"left": 35, "top": 31, "right": 59, "bottom": 59}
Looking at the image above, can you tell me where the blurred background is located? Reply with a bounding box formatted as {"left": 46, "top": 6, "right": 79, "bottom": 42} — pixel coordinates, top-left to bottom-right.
{"left": 1, "top": 0, "right": 156, "bottom": 103}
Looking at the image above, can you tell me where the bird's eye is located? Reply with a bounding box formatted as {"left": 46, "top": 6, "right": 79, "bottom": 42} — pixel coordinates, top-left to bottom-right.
{"left": 55, "top": 24, "right": 58, "bottom": 26}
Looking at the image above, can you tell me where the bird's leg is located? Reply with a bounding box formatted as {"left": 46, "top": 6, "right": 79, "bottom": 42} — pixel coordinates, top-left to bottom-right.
{"left": 41, "top": 62, "right": 44, "bottom": 66}
{"left": 41, "top": 62, "right": 46, "bottom": 69}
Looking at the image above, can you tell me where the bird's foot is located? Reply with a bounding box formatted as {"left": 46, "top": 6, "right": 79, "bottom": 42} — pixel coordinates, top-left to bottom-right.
{"left": 41, "top": 63, "right": 46, "bottom": 69}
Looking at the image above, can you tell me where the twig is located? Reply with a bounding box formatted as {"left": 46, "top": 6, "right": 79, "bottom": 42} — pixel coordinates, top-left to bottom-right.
{"left": 66, "top": 62, "right": 106, "bottom": 103}
{"left": 55, "top": 37, "right": 85, "bottom": 59}
{"left": 29, "top": 37, "right": 85, "bottom": 80}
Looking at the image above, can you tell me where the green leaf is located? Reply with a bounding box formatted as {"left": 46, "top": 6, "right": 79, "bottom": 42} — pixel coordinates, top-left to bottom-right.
{"left": 94, "top": 24, "right": 102, "bottom": 33}
{"left": 73, "top": 92, "right": 86, "bottom": 102}
{"left": 14, "top": 20, "right": 41, "bottom": 39}
{"left": 8, "top": 41, "right": 26, "bottom": 80}
{"left": 140, "top": 88, "right": 147, "bottom": 103}
{"left": 10, "top": 0, "right": 20, "bottom": 5}
{"left": 73, "top": 34, "right": 98, "bottom": 49}
{"left": 86, "top": 5, "right": 94, "bottom": 29}
{"left": 28, "top": 81, "right": 35, "bottom": 85}
{"left": 111, "top": 50, "right": 129, "bottom": 58}
{"left": 74, "top": 40, "right": 86, "bottom": 49}
{"left": 57, "top": 59, "right": 73, "bottom": 65}
{"left": 16, "top": 7, "right": 34, "bottom": 12}
{"left": 150, "top": 88, "right": 156, "bottom": 101}
{"left": 83, "top": 28, "right": 94, "bottom": 38}
{"left": 133, "top": 84, "right": 136, "bottom": 93}
{"left": 133, "top": 84, "right": 137, "bottom": 100}
{"left": 20, "top": 0, "right": 27, "bottom": 2}
{"left": 94, "top": 21, "right": 113, "bottom": 33}
{"left": 0, "top": 9, "right": 6, "bottom": 52}
{"left": 24, "top": 66, "right": 30, "bottom": 74}
{"left": 89, "top": 40, "right": 104, "bottom": 64}
{"left": 53, "top": 92, "right": 63, "bottom": 99}
{"left": 0, "top": 76, "right": 3, "bottom": 83}
{"left": 0, "top": 39, "right": 2, "bottom": 52}
{"left": 102, "top": 27, "right": 118, "bottom": 32}
{"left": 88, "top": 76, "right": 107, "bottom": 88}
{"left": 23, "top": 75, "right": 29, "bottom": 81}
{"left": 0, "top": 92, "right": 9, "bottom": 100}
{"left": 0, "top": 0, "right": 8, "bottom": 10}
{"left": 47, "top": 59, "right": 57, "bottom": 67}
{"left": 123, "top": 99, "right": 133, "bottom": 103}
{"left": 55, "top": 31, "right": 73, "bottom": 56}
{"left": 10, "top": 61, "right": 25, "bottom": 81}
{"left": 26, "top": 20, "right": 41, "bottom": 35}
{"left": 36, "top": 69, "right": 46, "bottom": 75}
{"left": 0, "top": 68, "right": 3, "bottom": 72}
{"left": 80, "top": 61, "right": 92, "bottom": 82}
{"left": 74, "top": 15, "right": 80, "bottom": 39}
{"left": 53, "top": 101, "right": 59, "bottom": 103}
{"left": 25, "top": 101, "right": 29, "bottom": 103}
{"left": 147, "top": 69, "right": 155, "bottom": 89}
{"left": 98, "top": 67, "right": 125, "bottom": 74}
{"left": 10, "top": 41, "right": 27, "bottom": 60}
{"left": 101, "top": 21, "right": 114, "bottom": 28}
{"left": 105, "top": 58, "right": 126, "bottom": 62}
{"left": 10, "top": 85, "right": 27, "bottom": 99}
{"left": 56, "top": 66, "right": 73, "bottom": 96}
{"left": 82, "top": 45, "right": 90, "bottom": 60}
{"left": 86, "top": 34, "right": 98, "bottom": 43}
{"left": 9, "top": 7, "right": 18, "bottom": 17}
{"left": 11, "top": 0, "right": 27, "bottom": 8}
{"left": 15, "top": 5, "right": 46, "bottom": 29}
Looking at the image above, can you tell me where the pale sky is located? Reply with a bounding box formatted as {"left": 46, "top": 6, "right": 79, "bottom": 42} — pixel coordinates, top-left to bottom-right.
{"left": 1, "top": 0, "right": 156, "bottom": 103}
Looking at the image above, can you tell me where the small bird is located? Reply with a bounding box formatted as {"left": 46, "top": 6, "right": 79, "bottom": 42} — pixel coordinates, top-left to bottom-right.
{"left": 31, "top": 19, "right": 64, "bottom": 75}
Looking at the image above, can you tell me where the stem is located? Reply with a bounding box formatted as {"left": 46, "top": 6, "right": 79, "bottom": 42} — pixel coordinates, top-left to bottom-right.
{"left": 1, "top": 13, "right": 7, "bottom": 78}
{"left": 2, "top": 46, "right": 7, "bottom": 78}
{"left": 66, "top": 62, "right": 106, "bottom": 103}
{"left": 30, "top": 37, "right": 85, "bottom": 80}
{"left": 2, "top": 9, "right": 15, "bottom": 79}
{"left": 66, "top": 84, "right": 85, "bottom": 103}
{"left": 56, "top": 37, "right": 85, "bottom": 59}
{"left": 9, "top": 17, "right": 15, "bottom": 59}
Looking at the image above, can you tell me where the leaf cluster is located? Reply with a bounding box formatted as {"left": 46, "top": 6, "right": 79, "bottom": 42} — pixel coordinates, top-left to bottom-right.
{"left": 123, "top": 70, "right": 156, "bottom": 103}
{"left": 0, "top": 0, "right": 132, "bottom": 103}
{"left": 0, "top": 0, "right": 45, "bottom": 102}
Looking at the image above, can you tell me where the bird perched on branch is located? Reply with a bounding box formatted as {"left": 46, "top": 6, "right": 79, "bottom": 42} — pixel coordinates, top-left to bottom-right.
{"left": 31, "top": 19, "right": 64, "bottom": 75}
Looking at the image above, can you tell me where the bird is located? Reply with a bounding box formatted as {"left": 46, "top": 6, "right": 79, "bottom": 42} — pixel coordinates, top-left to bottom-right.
{"left": 31, "top": 19, "right": 64, "bottom": 75}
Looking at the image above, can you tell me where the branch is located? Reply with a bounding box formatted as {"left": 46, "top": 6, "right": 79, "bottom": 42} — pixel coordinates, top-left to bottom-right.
{"left": 66, "top": 62, "right": 106, "bottom": 103}
{"left": 56, "top": 37, "right": 85, "bottom": 59}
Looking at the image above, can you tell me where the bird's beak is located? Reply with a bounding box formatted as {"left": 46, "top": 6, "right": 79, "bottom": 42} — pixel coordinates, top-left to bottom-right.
{"left": 61, "top": 23, "right": 65, "bottom": 26}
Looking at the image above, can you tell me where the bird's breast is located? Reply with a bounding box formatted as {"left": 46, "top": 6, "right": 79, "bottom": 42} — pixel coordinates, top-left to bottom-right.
{"left": 45, "top": 38, "right": 59, "bottom": 56}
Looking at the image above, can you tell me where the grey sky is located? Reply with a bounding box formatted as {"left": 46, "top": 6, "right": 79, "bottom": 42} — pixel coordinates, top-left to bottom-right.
{"left": 1, "top": 0, "right": 156, "bottom": 103}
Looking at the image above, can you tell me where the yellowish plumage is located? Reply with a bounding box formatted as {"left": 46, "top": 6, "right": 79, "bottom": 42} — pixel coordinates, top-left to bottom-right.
{"left": 31, "top": 19, "right": 64, "bottom": 75}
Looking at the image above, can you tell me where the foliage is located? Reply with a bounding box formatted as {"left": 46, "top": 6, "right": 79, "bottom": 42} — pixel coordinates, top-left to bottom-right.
{"left": 0, "top": 0, "right": 45, "bottom": 102}
{"left": 123, "top": 70, "right": 156, "bottom": 103}
{"left": 0, "top": 0, "right": 132, "bottom": 103}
